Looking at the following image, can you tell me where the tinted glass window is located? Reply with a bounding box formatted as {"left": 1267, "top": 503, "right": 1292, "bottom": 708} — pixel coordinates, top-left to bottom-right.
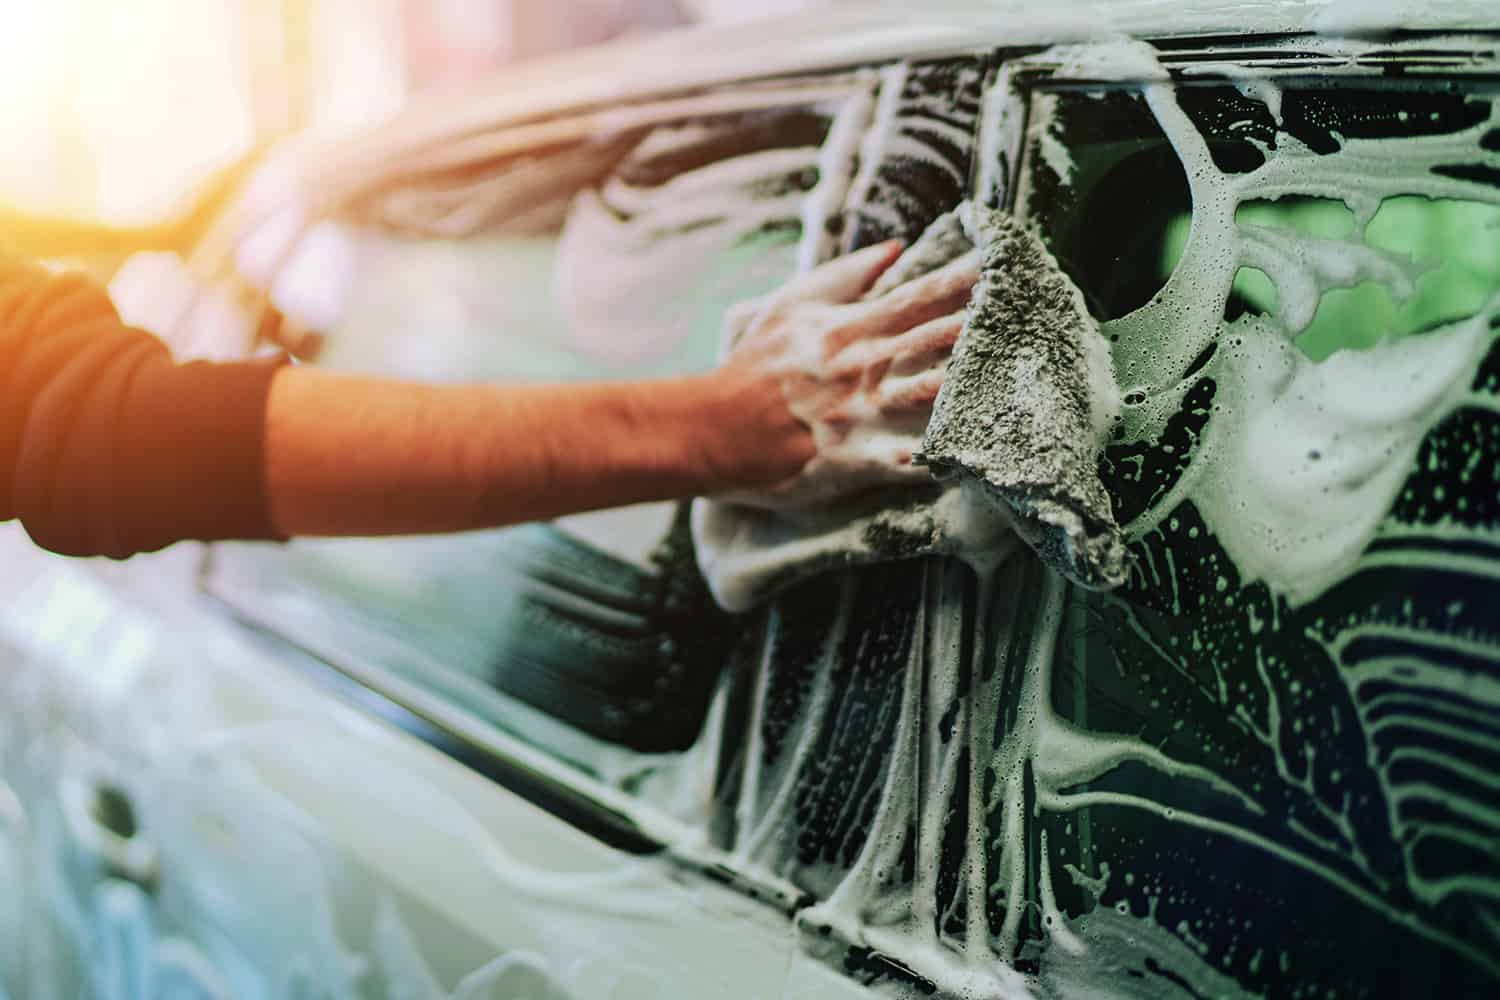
{"left": 207, "top": 58, "right": 1500, "bottom": 1000}
{"left": 1007, "top": 77, "right": 1500, "bottom": 997}
{"left": 205, "top": 88, "right": 860, "bottom": 783}
{"left": 652, "top": 71, "right": 1500, "bottom": 999}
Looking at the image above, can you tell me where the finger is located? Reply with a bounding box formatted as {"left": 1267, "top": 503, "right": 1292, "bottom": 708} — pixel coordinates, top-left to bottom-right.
{"left": 867, "top": 250, "right": 981, "bottom": 333}
{"left": 904, "top": 246, "right": 982, "bottom": 294}
{"left": 821, "top": 250, "right": 979, "bottom": 356}
{"left": 875, "top": 446, "right": 935, "bottom": 481}
{"left": 774, "top": 239, "right": 904, "bottom": 310}
{"left": 786, "top": 370, "right": 859, "bottom": 426}
{"left": 877, "top": 368, "right": 947, "bottom": 416}
{"left": 825, "top": 310, "right": 962, "bottom": 378}
{"left": 889, "top": 446, "right": 921, "bottom": 470}
{"left": 272, "top": 311, "right": 325, "bottom": 360}
{"left": 720, "top": 296, "right": 764, "bottom": 353}
{"left": 862, "top": 357, "right": 892, "bottom": 395}
{"left": 254, "top": 304, "right": 283, "bottom": 345}
{"left": 889, "top": 311, "right": 963, "bottom": 376}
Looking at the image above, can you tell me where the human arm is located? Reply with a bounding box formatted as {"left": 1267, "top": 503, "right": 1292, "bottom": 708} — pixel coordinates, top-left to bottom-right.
{"left": 262, "top": 238, "right": 978, "bottom": 536}
{"left": 261, "top": 363, "right": 813, "bottom": 537}
{"left": 2, "top": 240, "right": 973, "bottom": 556}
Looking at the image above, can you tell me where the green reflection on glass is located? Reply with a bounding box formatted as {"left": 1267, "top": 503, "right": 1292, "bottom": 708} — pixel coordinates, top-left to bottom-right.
{"left": 1158, "top": 197, "right": 1500, "bottom": 361}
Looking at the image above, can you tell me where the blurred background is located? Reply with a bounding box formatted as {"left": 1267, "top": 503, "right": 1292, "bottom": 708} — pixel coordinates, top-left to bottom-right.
{"left": 0, "top": 0, "right": 849, "bottom": 230}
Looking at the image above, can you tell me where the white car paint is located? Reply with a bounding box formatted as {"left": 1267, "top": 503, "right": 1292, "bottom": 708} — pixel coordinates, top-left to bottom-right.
{"left": 0, "top": 525, "right": 886, "bottom": 999}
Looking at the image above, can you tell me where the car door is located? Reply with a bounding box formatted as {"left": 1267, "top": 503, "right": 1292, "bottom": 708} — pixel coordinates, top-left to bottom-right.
{"left": 189, "top": 46, "right": 1012, "bottom": 1000}
{"left": 18, "top": 25, "right": 1498, "bottom": 1000}
{"left": 76, "top": 55, "right": 915, "bottom": 1000}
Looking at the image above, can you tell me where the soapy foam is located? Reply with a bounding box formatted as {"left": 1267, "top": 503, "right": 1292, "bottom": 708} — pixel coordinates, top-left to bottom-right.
{"left": 1095, "top": 54, "right": 1500, "bottom": 606}
{"left": 556, "top": 113, "right": 837, "bottom": 369}
{"left": 1023, "top": 40, "right": 1500, "bottom": 985}
{"left": 692, "top": 39, "right": 1500, "bottom": 997}
{"left": 697, "top": 198, "right": 1129, "bottom": 611}
{"left": 693, "top": 63, "right": 1028, "bottom": 614}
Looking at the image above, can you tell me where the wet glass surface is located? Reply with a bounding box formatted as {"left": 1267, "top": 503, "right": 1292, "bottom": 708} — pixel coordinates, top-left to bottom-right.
{"left": 1050, "top": 80, "right": 1500, "bottom": 998}
{"left": 204, "top": 55, "right": 1500, "bottom": 1000}
{"left": 693, "top": 69, "right": 1500, "bottom": 998}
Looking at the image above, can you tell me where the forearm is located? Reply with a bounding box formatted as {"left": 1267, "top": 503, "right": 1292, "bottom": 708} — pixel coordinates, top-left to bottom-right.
{"left": 2, "top": 231, "right": 955, "bottom": 558}
{"left": 264, "top": 365, "right": 812, "bottom": 538}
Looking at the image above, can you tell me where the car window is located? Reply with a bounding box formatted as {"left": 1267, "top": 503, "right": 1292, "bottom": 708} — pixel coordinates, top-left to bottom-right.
{"left": 205, "top": 45, "right": 1500, "bottom": 1000}
{"left": 204, "top": 78, "right": 872, "bottom": 805}
{"left": 1000, "top": 72, "right": 1500, "bottom": 997}
{"left": 665, "top": 62, "right": 1500, "bottom": 999}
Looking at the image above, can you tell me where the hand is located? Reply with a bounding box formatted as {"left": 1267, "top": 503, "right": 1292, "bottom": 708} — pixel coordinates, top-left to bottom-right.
{"left": 711, "top": 239, "right": 980, "bottom": 510}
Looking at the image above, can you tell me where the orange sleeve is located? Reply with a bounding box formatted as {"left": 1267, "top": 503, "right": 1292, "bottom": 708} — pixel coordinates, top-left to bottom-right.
{"left": 0, "top": 254, "right": 287, "bottom": 558}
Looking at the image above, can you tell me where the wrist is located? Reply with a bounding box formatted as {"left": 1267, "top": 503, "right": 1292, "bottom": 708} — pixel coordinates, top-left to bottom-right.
{"left": 683, "top": 366, "right": 815, "bottom": 494}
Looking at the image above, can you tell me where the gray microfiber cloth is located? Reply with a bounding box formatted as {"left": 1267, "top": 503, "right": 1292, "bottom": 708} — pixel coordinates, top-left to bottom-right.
{"left": 693, "top": 203, "right": 1126, "bottom": 613}
{"left": 916, "top": 204, "right": 1128, "bottom": 591}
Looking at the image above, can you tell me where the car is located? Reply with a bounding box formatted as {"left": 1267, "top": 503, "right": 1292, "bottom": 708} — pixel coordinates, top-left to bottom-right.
{"left": 2, "top": 2, "right": 1498, "bottom": 997}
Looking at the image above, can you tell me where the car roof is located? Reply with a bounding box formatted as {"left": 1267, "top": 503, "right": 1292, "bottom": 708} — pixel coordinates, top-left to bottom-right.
{"left": 228, "top": 0, "right": 1494, "bottom": 249}
{"left": 380, "top": 0, "right": 1496, "bottom": 136}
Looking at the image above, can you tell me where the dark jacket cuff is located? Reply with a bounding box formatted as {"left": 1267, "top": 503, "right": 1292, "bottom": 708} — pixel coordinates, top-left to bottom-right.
{"left": 15, "top": 352, "right": 289, "bottom": 558}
